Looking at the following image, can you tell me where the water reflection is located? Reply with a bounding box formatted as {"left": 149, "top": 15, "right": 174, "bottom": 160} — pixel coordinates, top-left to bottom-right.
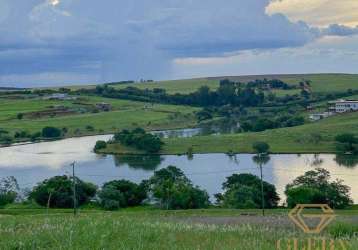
{"left": 334, "top": 154, "right": 358, "bottom": 168}
{"left": 0, "top": 135, "right": 112, "bottom": 169}
{"left": 152, "top": 119, "right": 240, "bottom": 139}
{"left": 309, "top": 154, "right": 324, "bottom": 167}
{"left": 114, "top": 155, "right": 164, "bottom": 170}
{"left": 1, "top": 136, "right": 358, "bottom": 203}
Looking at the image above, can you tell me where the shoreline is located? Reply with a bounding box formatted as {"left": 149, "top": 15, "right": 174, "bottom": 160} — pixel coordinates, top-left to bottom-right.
{"left": 1, "top": 132, "right": 343, "bottom": 155}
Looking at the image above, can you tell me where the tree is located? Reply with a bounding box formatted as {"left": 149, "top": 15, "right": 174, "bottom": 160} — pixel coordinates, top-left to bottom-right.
{"left": 196, "top": 109, "right": 213, "bottom": 122}
{"left": 217, "top": 173, "right": 279, "bottom": 209}
{"left": 0, "top": 176, "right": 19, "bottom": 207}
{"left": 42, "top": 127, "right": 62, "bottom": 138}
{"left": 148, "top": 166, "right": 210, "bottom": 210}
{"left": 252, "top": 142, "right": 271, "bottom": 216}
{"left": 17, "top": 113, "right": 24, "bottom": 120}
{"left": 286, "top": 186, "right": 324, "bottom": 207}
{"left": 30, "top": 176, "right": 97, "bottom": 208}
{"left": 98, "top": 180, "right": 147, "bottom": 210}
{"left": 285, "top": 168, "right": 352, "bottom": 209}
{"left": 335, "top": 133, "right": 358, "bottom": 153}
{"left": 196, "top": 86, "right": 212, "bottom": 106}
{"left": 114, "top": 128, "right": 164, "bottom": 153}
{"left": 94, "top": 140, "right": 107, "bottom": 152}
{"left": 252, "top": 142, "right": 270, "bottom": 154}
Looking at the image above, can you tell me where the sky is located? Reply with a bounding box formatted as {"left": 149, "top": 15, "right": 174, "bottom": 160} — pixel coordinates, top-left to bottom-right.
{"left": 1, "top": 0, "right": 358, "bottom": 87}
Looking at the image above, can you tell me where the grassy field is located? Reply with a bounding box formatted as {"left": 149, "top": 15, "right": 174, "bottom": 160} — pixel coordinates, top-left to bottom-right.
{"left": 0, "top": 208, "right": 356, "bottom": 249}
{"left": 112, "top": 73, "right": 358, "bottom": 94}
{"left": 101, "top": 111, "right": 358, "bottom": 155}
{"left": 0, "top": 96, "right": 199, "bottom": 137}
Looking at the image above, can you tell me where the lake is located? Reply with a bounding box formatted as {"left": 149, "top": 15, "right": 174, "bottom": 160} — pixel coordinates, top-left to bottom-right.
{"left": 151, "top": 119, "right": 240, "bottom": 138}
{"left": 1, "top": 134, "right": 358, "bottom": 204}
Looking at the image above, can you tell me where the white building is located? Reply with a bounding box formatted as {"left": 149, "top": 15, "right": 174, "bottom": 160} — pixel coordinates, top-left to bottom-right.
{"left": 309, "top": 112, "right": 333, "bottom": 121}
{"left": 329, "top": 99, "right": 358, "bottom": 113}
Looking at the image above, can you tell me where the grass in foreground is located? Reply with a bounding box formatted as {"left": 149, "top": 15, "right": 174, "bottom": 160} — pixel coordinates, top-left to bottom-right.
{"left": 0, "top": 208, "right": 357, "bottom": 249}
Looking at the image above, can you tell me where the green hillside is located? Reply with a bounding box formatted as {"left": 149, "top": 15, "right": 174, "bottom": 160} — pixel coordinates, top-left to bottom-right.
{"left": 101, "top": 111, "right": 358, "bottom": 154}
{"left": 112, "top": 73, "right": 358, "bottom": 94}
{"left": 0, "top": 96, "right": 198, "bottom": 138}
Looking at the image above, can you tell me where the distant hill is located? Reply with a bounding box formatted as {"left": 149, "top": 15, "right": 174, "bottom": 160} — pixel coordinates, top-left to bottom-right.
{"left": 38, "top": 73, "right": 358, "bottom": 94}
{"left": 0, "top": 87, "right": 28, "bottom": 91}
{"left": 110, "top": 73, "right": 358, "bottom": 94}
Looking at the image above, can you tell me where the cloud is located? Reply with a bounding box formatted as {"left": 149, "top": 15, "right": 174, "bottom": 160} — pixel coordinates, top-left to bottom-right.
{"left": 0, "top": 0, "right": 357, "bottom": 86}
{"left": 173, "top": 35, "right": 358, "bottom": 78}
{"left": 267, "top": 0, "right": 358, "bottom": 27}
{"left": 322, "top": 24, "right": 358, "bottom": 36}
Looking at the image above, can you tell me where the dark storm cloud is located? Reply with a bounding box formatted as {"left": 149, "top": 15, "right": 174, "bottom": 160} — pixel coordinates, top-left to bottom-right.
{"left": 0, "top": 0, "right": 356, "bottom": 86}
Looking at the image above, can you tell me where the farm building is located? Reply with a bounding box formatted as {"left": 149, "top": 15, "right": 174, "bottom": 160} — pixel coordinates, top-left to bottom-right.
{"left": 309, "top": 112, "right": 334, "bottom": 121}
{"left": 329, "top": 99, "right": 358, "bottom": 113}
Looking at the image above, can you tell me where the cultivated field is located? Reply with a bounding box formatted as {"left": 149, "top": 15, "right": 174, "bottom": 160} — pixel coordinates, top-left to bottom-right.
{"left": 0, "top": 96, "right": 198, "bottom": 137}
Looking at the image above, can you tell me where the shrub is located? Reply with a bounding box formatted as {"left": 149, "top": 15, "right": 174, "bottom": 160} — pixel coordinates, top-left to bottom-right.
{"left": 335, "top": 133, "right": 358, "bottom": 153}
{"left": 114, "top": 128, "right": 164, "bottom": 153}
{"left": 148, "top": 166, "right": 210, "bottom": 210}
{"left": 286, "top": 186, "right": 324, "bottom": 207}
{"left": 285, "top": 168, "right": 352, "bottom": 209}
{"left": 0, "top": 177, "right": 19, "bottom": 207}
{"left": 30, "top": 132, "right": 42, "bottom": 142}
{"left": 42, "top": 127, "right": 62, "bottom": 138}
{"left": 14, "top": 131, "right": 31, "bottom": 138}
{"left": 0, "top": 136, "right": 13, "bottom": 145}
{"left": 30, "top": 176, "right": 97, "bottom": 208}
{"left": 86, "top": 125, "right": 95, "bottom": 131}
{"left": 217, "top": 173, "right": 280, "bottom": 209}
{"left": 252, "top": 141, "right": 270, "bottom": 154}
{"left": 98, "top": 180, "right": 147, "bottom": 210}
{"left": 17, "top": 113, "right": 24, "bottom": 120}
{"left": 94, "top": 140, "right": 107, "bottom": 152}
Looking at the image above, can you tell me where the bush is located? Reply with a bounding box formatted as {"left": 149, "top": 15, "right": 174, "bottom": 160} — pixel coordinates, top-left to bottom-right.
{"left": 17, "top": 113, "right": 23, "bottom": 120}
{"left": 30, "top": 132, "right": 42, "bottom": 142}
{"left": 94, "top": 140, "right": 107, "bottom": 152}
{"left": 14, "top": 131, "right": 31, "bottom": 139}
{"left": 42, "top": 127, "right": 62, "bottom": 138}
{"left": 286, "top": 186, "right": 324, "bottom": 207}
{"left": 86, "top": 125, "right": 95, "bottom": 131}
{"left": 0, "top": 136, "right": 13, "bottom": 145}
{"left": 30, "top": 176, "right": 97, "bottom": 208}
{"left": 252, "top": 141, "right": 270, "bottom": 154}
{"left": 148, "top": 166, "right": 210, "bottom": 210}
{"left": 217, "top": 173, "right": 280, "bottom": 209}
{"left": 0, "top": 177, "right": 19, "bottom": 207}
{"left": 114, "top": 128, "right": 164, "bottom": 153}
{"left": 335, "top": 133, "right": 358, "bottom": 153}
{"left": 98, "top": 180, "right": 147, "bottom": 210}
{"left": 285, "top": 168, "right": 352, "bottom": 209}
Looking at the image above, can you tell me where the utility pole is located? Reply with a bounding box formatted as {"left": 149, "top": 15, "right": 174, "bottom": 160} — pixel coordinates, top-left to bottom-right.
{"left": 259, "top": 159, "right": 265, "bottom": 217}
{"left": 71, "top": 161, "right": 77, "bottom": 216}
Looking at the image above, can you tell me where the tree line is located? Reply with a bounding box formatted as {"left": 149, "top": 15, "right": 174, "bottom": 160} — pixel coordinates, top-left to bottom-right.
{"left": 1, "top": 143, "right": 353, "bottom": 211}
{"left": 94, "top": 128, "right": 164, "bottom": 153}
{"left": 0, "top": 166, "right": 352, "bottom": 211}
